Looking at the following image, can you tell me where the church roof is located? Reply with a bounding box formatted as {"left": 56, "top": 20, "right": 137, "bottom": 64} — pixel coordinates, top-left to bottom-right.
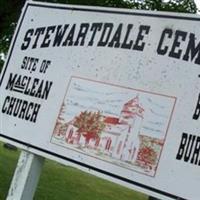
{"left": 104, "top": 116, "right": 119, "bottom": 124}
{"left": 124, "top": 96, "right": 139, "bottom": 107}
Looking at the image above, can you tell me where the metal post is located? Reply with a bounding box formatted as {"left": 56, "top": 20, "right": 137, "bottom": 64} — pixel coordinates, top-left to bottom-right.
{"left": 149, "top": 197, "right": 160, "bottom": 200}
{"left": 6, "top": 150, "right": 45, "bottom": 200}
{"left": 149, "top": 196, "right": 183, "bottom": 200}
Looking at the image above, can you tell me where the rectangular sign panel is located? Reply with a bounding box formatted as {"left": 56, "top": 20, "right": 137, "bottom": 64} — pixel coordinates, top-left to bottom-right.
{"left": 0, "top": 2, "right": 200, "bottom": 199}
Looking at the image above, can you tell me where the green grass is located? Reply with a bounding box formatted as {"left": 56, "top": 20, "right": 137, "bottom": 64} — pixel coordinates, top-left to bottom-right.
{"left": 0, "top": 143, "right": 20, "bottom": 199}
{"left": 0, "top": 142, "right": 148, "bottom": 200}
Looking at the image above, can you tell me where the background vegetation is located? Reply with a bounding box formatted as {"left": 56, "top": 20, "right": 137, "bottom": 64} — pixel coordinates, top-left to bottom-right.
{"left": 0, "top": 142, "right": 148, "bottom": 200}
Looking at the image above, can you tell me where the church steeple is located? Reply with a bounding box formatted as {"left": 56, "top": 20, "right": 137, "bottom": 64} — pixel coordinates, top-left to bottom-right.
{"left": 119, "top": 95, "right": 144, "bottom": 125}
{"left": 118, "top": 95, "right": 144, "bottom": 163}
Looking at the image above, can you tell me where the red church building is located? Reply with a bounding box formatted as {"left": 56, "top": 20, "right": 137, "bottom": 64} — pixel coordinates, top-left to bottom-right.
{"left": 54, "top": 95, "right": 145, "bottom": 164}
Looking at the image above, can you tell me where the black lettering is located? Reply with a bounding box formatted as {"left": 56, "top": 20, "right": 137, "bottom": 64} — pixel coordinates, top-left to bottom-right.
{"left": 169, "top": 30, "right": 187, "bottom": 59}
{"left": 21, "top": 57, "right": 38, "bottom": 72}
{"left": 183, "top": 33, "right": 200, "bottom": 65}
{"left": 35, "top": 83, "right": 42, "bottom": 98}
{"left": 1, "top": 96, "right": 41, "bottom": 123}
{"left": 42, "top": 81, "right": 53, "bottom": 100}
{"left": 53, "top": 24, "right": 69, "bottom": 47}
{"left": 15, "top": 75, "right": 22, "bottom": 87}
{"left": 2, "top": 96, "right": 10, "bottom": 113}
{"left": 97, "top": 23, "right": 113, "bottom": 47}
{"left": 157, "top": 28, "right": 173, "bottom": 55}
{"left": 30, "top": 78, "right": 40, "bottom": 97}
{"left": 88, "top": 23, "right": 102, "bottom": 46}
{"left": 32, "top": 27, "right": 46, "bottom": 49}
{"left": 184, "top": 134, "right": 196, "bottom": 162}
{"left": 62, "top": 24, "right": 76, "bottom": 46}
{"left": 74, "top": 23, "right": 89, "bottom": 46}
{"left": 30, "top": 104, "right": 41, "bottom": 122}
{"left": 193, "top": 93, "right": 200, "bottom": 120}
{"left": 108, "top": 23, "right": 123, "bottom": 48}
{"left": 121, "top": 24, "right": 133, "bottom": 49}
{"left": 176, "top": 132, "right": 188, "bottom": 160}
{"left": 7, "top": 97, "right": 16, "bottom": 115}
{"left": 41, "top": 25, "right": 56, "bottom": 48}
{"left": 24, "top": 77, "right": 32, "bottom": 95}
{"left": 25, "top": 102, "right": 34, "bottom": 120}
{"left": 5, "top": 73, "right": 17, "bottom": 90}
{"left": 21, "top": 56, "right": 28, "bottom": 69}
{"left": 21, "top": 29, "right": 34, "bottom": 50}
{"left": 191, "top": 136, "right": 200, "bottom": 165}
{"left": 133, "top": 25, "right": 150, "bottom": 51}
{"left": 18, "top": 100, "right": 28, "bottom": 119}
{"left": 13, "top": 99, "right": 22, "bottom": 117}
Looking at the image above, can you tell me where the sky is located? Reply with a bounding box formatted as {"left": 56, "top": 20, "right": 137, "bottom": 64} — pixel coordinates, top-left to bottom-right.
{"left": 195, "top": 0, "right": 200, "bottom": 12}
{"left": 60, "top": 78, "right": 175, "bottom": 139}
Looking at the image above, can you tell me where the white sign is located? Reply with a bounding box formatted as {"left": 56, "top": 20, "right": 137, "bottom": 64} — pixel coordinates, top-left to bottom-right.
{"left": 0, "top": 1, "right": 200, "bottom": 200}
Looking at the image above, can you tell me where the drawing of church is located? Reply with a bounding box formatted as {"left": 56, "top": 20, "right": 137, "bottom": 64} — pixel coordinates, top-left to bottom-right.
{"left": 51, "top": 76, "right": 175, "bottom": 176}
{"left": 53, "top": 96, "right": 144, "bottom": 164}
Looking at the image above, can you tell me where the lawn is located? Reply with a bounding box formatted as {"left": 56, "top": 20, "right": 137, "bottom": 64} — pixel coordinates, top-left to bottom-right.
{"left": 0, "top": 142, "right": 148, "bottom": 200}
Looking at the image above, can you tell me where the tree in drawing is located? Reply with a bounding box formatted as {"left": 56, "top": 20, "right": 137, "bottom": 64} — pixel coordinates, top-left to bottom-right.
{"left": 73, "top": 111, "right": 105, "bottom": 144}
{"left": 54, "top": 102, "right": 66, "bottom": 136}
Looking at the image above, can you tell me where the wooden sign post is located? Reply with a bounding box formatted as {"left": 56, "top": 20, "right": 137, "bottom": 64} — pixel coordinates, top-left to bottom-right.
{"left": 6, "top": 151, "right": 44, "bottom": 200}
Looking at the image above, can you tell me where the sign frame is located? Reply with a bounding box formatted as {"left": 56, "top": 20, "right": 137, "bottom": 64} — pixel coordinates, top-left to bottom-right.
{"left": 1, "top": 1, "right": 200, "bottom": 200}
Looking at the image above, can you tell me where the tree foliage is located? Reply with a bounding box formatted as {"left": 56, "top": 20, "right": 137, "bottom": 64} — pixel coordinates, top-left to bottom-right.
{"left": 0, "top": 0, "right": 25, "bottom": 67}
{"left": 73, "top": 111, "right": 105, "bottom": 144}
{"left": 130, "top": 0, "right": 197, "bottom": 13}
{"left": 0, "top": 0, "right": 197, "bottom": 70}
{"left": 74, "top": 111, "right": 105, "bottom": 134}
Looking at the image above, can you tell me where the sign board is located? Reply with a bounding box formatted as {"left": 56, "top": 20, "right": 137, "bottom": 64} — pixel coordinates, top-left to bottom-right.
{"left": 0, "top": 1, "right": 200, "bottom": 199}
